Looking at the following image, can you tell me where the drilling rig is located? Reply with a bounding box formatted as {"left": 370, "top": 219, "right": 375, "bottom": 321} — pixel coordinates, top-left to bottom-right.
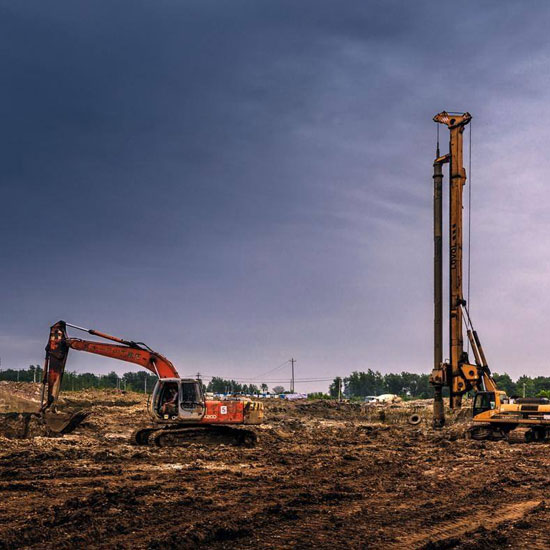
{"left": 429, "top": 112, "right": 550, "bottom": 441}
{"left": 430, "top": 111, "right": 475, "bottom": 427}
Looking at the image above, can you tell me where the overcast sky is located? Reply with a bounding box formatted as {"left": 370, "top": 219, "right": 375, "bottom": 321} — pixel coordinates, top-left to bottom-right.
{"left": 2, "top": 1, "right": 550, "bottom": 391}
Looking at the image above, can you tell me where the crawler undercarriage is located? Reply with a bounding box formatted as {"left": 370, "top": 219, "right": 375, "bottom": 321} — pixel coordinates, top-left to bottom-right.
{"left": 132, "top": 424, "right": 258, "bottom": 447}
{"left": 467, "top": 424, "right": 550, "bottom": 442}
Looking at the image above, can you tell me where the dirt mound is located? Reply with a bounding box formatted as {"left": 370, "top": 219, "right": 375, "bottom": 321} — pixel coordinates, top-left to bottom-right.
{"left": 59, "top": 388, "right": 144, "bottom": 408}
{"left": 0, "top": 381, "right": 42, "bottom": 413}
{"left": 267, "top": 399, "right": 365, "bottom": 420}
{"left": 0, "top": 413, "right": 49, "bottom": 439}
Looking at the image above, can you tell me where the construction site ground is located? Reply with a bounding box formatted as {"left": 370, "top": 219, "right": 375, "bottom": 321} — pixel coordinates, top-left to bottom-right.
{"left": 1, "top": 383, "right": 550, "bottom": 549}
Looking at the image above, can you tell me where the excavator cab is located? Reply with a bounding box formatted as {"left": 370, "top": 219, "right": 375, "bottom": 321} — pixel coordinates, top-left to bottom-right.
{"left": 150, "top": 379, "right": 205, "bottom": 423}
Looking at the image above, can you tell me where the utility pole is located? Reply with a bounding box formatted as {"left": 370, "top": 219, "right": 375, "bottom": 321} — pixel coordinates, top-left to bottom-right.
{"left": 290, "top": 358, "right": 296, "bottom": 393}
{"left": 144, "top": 375, "right": 147, "bottom": 394}
{"left": 338, "top": 377, "right": 342, "bottom": 402}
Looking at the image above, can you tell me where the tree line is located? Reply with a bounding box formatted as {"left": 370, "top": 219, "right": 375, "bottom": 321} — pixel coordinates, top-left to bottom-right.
{"left": 0, "top": 368, "right": 274, "bottom": 395}
{"left": 205, "top": 376, "right": 273, "bottom": 395}
{"left": 329, "top": 370, "right": 550, "bottom": 400}
{"left": 5, "top": 365, "right": 550, "bottom": 399}
{"left": 0, "top": 365, "right": 158, "bottom": 393}
{"left": 329, "top": 370, "right": 432, "bottom": 399}
{"left": 491, "top": 373, "right": 550, "bottom": 399}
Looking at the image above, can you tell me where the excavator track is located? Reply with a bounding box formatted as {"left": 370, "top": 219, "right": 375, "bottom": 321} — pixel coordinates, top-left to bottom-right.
{"left": 132, "top": 425, "right": 258, "bottom": 448}
{"left": 131, "top": 427, "right": 158, "bottom": 446}
{"left": 466, "top": 425, "right": 508, "bottom": 441}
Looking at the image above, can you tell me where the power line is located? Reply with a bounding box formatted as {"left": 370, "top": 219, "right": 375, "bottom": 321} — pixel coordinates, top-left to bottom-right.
{"left": 195, "top": 374, "right": 336, "bottom": 383}
{"left": 246, "top": 360, "right": 291, "bottom": 381}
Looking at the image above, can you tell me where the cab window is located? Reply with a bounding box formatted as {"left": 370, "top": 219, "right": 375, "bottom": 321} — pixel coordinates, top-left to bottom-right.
{"left": 181, "top": 382, "right": 198, "bottom": 404}
{"left": 474, "top": 392, "right": 495, "bottom": 412}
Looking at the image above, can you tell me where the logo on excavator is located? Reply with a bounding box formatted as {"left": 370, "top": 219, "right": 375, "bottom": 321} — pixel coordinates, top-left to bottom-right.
{"left": 220, "top": 406, "right": 227, "bottom": 415}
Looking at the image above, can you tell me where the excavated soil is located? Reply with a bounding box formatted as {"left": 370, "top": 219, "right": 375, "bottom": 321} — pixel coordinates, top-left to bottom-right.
{"left": 1, "top": 384, "right": 550, "bottom": 549}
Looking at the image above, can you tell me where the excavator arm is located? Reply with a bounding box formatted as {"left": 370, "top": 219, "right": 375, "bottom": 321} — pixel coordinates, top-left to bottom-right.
{"left": 41, "top": 320, "right": 179, "bottom": 411}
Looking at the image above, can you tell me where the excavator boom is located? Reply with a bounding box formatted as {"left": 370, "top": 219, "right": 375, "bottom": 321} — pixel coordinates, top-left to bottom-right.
{"left": 41, "top": 320, "right": 178, "bottom": 411}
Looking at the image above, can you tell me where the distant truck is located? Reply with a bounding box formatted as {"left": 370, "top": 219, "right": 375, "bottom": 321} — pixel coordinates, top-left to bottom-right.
{"left": 364, "top": 394, "right": 402, "bottom": 404}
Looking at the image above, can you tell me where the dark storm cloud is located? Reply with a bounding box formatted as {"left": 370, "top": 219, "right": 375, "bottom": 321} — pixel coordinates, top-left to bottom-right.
{"left": 2, "top": 1, "right": 550, "bottom": 388}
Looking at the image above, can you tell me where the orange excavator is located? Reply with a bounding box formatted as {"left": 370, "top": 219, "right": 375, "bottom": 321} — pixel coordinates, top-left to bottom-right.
{"left": 40, "top": 320, "right": 264, "bottom": 446}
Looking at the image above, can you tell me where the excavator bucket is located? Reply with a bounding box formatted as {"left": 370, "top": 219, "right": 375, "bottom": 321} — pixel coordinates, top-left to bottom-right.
{"left": 40, "top": 321, "right": 91, "bottom": 435}
{"left": 41, "top": 321, "right": 70, "bottom": 411}
{"left": 43, "top": 409, "right": 90, "bottom": 434}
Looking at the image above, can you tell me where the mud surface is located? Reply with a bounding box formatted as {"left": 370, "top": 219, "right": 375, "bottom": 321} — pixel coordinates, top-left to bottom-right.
{"left": 1, "top": 385, "right": 550, "bottom": 549}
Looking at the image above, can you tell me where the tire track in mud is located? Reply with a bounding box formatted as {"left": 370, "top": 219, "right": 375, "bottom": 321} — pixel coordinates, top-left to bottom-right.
{"left": 390, "top": 499, "right": 541, "bottom": 550}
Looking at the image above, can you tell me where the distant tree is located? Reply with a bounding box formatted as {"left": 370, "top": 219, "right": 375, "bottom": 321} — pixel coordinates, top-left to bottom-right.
{"left": 344, "top": 370, "right": 384, "bottom": 398}
{"left": 207, "top": 377, "right": 225, "bottom": 393}
{"left": 207, "top": 377, "right": 244, "bottom": 394}
{"left": 260, "top": 383, "right": 268, "bottom": 392}
{"left": 384, "top": 373, "right": 404, "bottom": 395}
{"left": 329, "top": 377, "right": 342, "bottom": 398}
{"left": 492, "top": 373, "right": 517, "bottom": 396}
{"left": 516, "top": 375, "right": 536, "bottom": 398}
{"left": 272, "top": 386, "right": 285, "bottom": 394}
{"left": 532, "top": 376, "right": 550, "bottom": 396}
{"left": 122, "top": 371, "right": 157, "bottom": 392}
{"left": 308, "top": 392, "right": 330, "bottom": 400}
{"left": 104, "top": 371, "right": 120, "bottom": 387}
{"left": 410, "top": 373, "right": 432, "bottom": 399}
{"left": 399, "top": 372, "right": 431, "bottom": 398}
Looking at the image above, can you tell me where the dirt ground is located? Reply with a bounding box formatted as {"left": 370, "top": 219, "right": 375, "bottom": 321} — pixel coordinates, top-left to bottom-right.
{"left": 1, "top": 384, "right": 550, "bottom": 549}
